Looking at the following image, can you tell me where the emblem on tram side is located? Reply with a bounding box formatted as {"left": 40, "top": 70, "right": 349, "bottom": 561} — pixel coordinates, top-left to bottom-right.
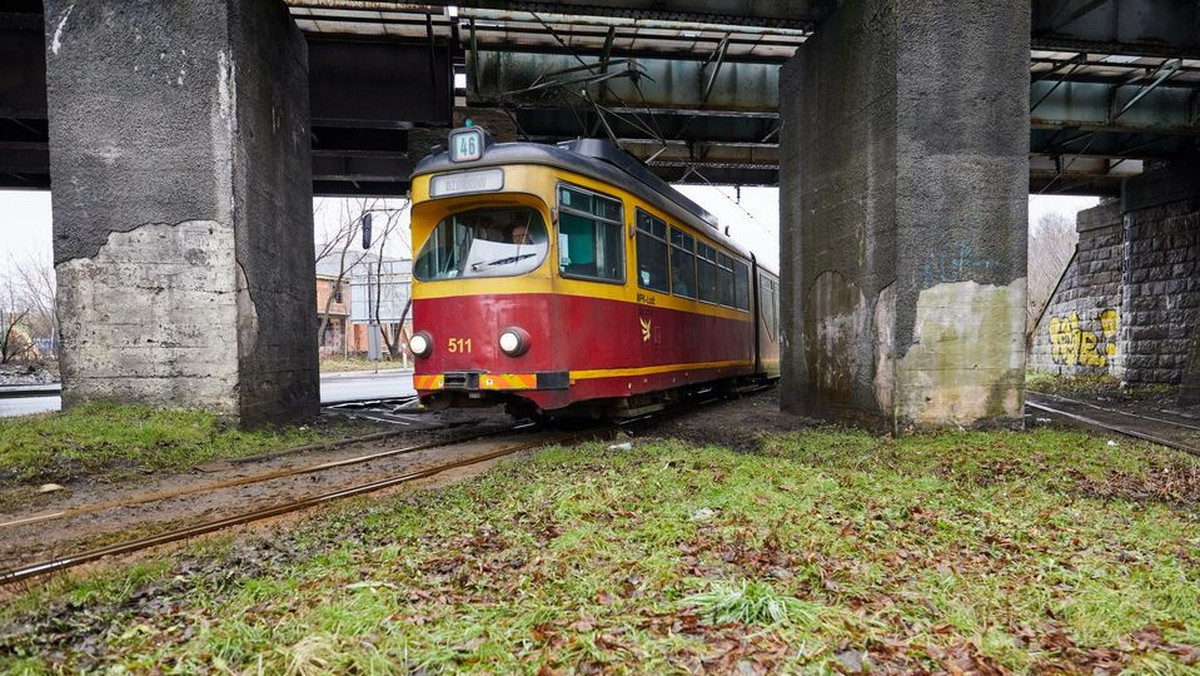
{"left": 640, "top": 317, "right": 652, "bottom": 342}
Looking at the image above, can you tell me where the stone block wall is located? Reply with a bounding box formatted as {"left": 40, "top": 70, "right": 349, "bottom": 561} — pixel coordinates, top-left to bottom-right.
{"left": 1028, "top": 201, "right": 1123, "bottom": 377}
{"left": 1029, "top": 163, "right": 1200, "bottom": 388}
{"left": 1121, "top": 163, "right": 1200, "bottom": 385}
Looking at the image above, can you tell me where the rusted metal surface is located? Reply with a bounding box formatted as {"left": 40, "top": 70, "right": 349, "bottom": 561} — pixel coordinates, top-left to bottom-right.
{"left": 469, "top": 51, "right": 779, "bottom": 112}
{"left": 289, "top": 0, "right": 832, "bottom": 30}
{"left": 1033, "top": 0, "right": 1200, "bottom": 58}
{"left": 0, "top": 423, "right": 522, "bottom": 532}
{"left": 0, "top": 426, "right": 574, "bottom": 585}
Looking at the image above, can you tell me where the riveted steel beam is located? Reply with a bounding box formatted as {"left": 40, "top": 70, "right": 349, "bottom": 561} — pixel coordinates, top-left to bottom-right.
{"left": 470, "top": 50, "right": 779, "bottom": 113}
{"left": 401, "top": 1, "right": 831, "bottom": 30}
{"left": 1033, "top": 0, "right": 1200, "bottom": 58}
{"left": 1031, "top": 79, "right": 1199, "bottom": 134}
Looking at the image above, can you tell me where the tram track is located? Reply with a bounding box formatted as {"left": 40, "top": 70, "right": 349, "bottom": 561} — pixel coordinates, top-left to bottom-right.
{"left": 0, "top": 422, "right": 530, "bottom": 531}
{"left": 1026, "top": 390, "right": 1200, "bottom": 458}
{"left": 0, "top": 426, "right": 595, "bottom": 586}
{"left": 0, "top": 382, "right": 776, "bottom": 586}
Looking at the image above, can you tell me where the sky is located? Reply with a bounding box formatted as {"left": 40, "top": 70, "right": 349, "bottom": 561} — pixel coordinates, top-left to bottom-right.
{"left": 1, "top": 189, "right": 1098, "bottom": 279}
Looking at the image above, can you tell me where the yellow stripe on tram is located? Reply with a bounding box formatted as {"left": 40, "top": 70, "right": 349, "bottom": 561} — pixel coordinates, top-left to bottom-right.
{"left": 570, "top": 360, "right": 753, "bottom": 381}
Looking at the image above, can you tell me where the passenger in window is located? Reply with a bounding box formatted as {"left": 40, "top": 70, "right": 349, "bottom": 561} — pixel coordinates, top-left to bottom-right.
{"left": 509, "top": 224, "right": 533, "bottom": 245}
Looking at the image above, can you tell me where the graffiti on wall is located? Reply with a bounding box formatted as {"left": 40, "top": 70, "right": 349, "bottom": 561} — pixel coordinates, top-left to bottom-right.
{"left": 1049, "top": 309, "right": 1119, "bottom": 367}
{"left": 918, "top": 243, "right": 1001, "bottom": 287}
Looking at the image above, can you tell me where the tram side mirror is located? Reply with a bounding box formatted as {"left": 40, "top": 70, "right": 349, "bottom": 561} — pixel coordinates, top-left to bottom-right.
{"left": 362, "top": 213, "right": 373, "bottom": 249}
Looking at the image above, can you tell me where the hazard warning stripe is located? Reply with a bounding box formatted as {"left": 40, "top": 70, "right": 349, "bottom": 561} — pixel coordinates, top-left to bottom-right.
{"left": 413, "top": 375, "right": 445, "bottom": 390}
{"left": 479, "top": 373, "right": 538, "bottom": 390}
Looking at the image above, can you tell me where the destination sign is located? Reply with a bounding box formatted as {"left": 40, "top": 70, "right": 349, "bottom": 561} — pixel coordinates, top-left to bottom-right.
{"left": 429, "top": 168, "right": 505, "bottom": 198}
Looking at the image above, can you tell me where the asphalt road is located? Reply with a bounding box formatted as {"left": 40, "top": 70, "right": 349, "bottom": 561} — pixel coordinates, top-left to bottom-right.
{"left": 0, "top": 370, "right": 416, "bottom": 418}
{"left": 319, "top": 369, "right": 415, "bottom": 404}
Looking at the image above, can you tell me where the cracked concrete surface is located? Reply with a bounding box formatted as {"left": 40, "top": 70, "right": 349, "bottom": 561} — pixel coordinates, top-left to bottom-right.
{"left": 57, "top": 220, "right": 240, "bottom": 413}
{"left": 45, "top": 0, "right": 318, "bottom": 423}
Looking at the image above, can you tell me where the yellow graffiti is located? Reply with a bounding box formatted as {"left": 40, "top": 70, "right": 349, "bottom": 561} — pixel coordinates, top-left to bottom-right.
{"left": 1100, "top": 308, "right": 1118, "bottom": 358}
{"left": 1049, "top": 309, "right": 1119, "bottom": 367}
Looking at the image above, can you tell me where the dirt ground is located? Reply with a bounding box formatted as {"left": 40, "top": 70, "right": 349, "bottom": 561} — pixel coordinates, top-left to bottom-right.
{"left": 0, "top": 362, "right": 58, "bottom": 386}
{"left": 13, "top": 383, "right": 1200, "bottom": 578}
{"left": 632, "top": 389, "right": 812, "bottom": 452}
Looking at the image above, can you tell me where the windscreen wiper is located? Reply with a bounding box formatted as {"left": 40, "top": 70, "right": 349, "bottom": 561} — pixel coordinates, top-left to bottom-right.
{"left": 471, "top": 252, "right": 537, "bottom": 271}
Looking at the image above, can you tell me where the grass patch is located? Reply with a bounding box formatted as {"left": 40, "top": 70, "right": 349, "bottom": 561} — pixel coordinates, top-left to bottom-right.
{"left": 1026, "top": 371, "right": 1178, "bottom": 401}
{"left": 686, "top": 579, "right": 820, "bottom": 627}
{"left": 320, "top": 357, "right": 411, "bottom": 373}
{"left": 2, "top": 427, "right": 1200, "bottom": 673}
{"left": 0, "top": 402, "right": 374, "bottom": 485}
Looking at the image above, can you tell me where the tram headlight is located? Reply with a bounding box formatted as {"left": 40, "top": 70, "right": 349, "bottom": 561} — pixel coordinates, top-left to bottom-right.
{"left": 498, "top": 327, "right": 530, "bottom": 357}
{"left": 410, "top": 331, "right": 433, "bottom": 358}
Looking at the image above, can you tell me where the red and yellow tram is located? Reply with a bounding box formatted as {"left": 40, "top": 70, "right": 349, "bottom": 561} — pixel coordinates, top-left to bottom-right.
{"left": 408, "top": 126, "right": 780, "bottom": 418}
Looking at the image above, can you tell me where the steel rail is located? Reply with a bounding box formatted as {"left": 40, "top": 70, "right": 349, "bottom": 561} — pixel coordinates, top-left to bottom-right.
{"left": 0, "top": 422, "right": 533, "bottom": 530}
{"left": 0, "top": 382, "right": 777, "bottom": 585}
{"left": 0, "top": 429, "right": 585, "bottom": 586}
{"left": 1027, "top": 390, "right": 1200, "bottom": 434}
{"left": 1026, "top": 399, "right": 1200, "bottom": 458}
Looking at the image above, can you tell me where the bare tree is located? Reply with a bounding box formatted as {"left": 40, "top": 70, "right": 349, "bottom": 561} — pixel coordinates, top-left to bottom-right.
{"left": 1, "top": 253, "right": 56, "bottom": 364}
{"left": 314, "top": 198, "right": 376, "bottom": 353}
{"left": 1027, "top": 211, "right": 1078, "bottom": 334}
{"left": 8, "top": 253, "right": 57, "bottom": 357}
{"left": 367, "top": 203, "right": 413, "bottom": 360}
{"left": 0, "top": 308, "right": 34, "bottom": 364}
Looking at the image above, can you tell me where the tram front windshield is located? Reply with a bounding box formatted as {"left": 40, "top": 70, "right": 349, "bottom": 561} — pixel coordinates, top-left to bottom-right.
{"left": 414, "top": 207, "right": 549, "bottom": 281}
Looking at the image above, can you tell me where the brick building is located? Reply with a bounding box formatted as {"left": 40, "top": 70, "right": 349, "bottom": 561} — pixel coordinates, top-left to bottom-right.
{"left": 315, "top": 269, "right": 352, "bottom": 356}
{"left": 316, "top": 257, "right": 412, "bottom": 358}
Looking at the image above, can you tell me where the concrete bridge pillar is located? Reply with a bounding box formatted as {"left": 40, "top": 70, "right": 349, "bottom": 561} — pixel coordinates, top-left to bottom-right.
{"left": 43, "top": 0, "right": 318, "bottom": 424}
{"left": 779, "top": 0, "right": 1030, "bottom": 431}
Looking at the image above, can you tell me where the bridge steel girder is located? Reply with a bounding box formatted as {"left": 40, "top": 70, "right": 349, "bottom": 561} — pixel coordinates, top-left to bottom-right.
{"left": 308, "top": 39, "right": 454, "bottom": 128}
{"left": 0, "top": 8, "right": 49, "bottom": 189}
{"left": 468, "top": 51, "right": 779, "bottom": 114}
{"left": 477, "top": 51, "right": 1200, "bottom": 135}
{"left": 6, "top": 4, "right": 1200, "bottom": 195}
{"left": 0, "top": 13, "right": 46, "bottom": 119}
{"left": 406, "top": 1, "right": 832, "bottom": 30}
{"left": 1031, "top": 80, "right": 1200, "bottom": 137}
{"left": 472, "top": 49, "right": 1199, "bottom": 194}
{"left": 1032, "top": 0, "right": 1200, "bottom": 58}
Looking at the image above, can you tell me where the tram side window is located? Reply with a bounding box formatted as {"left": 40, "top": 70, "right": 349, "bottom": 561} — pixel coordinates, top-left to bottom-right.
{"left": 558, "top": 185, "right": 624, "bottom": 282}
{"left": 733, "top": 260, "right": 750, "bottom": 311}
{"left": 697, "top": 242, "right": 719, "bottom": 303}
{"left": 717, "top": 253, "right": 735, "bottom": 307}
{"left": 759, "top": 274, "right": 779, "bottom": 341}
{"left": 670, "top": 228, "right": 696, "bottom": 299}
{"left": 635, "top": 210, "right": 669, "bottom": 293}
